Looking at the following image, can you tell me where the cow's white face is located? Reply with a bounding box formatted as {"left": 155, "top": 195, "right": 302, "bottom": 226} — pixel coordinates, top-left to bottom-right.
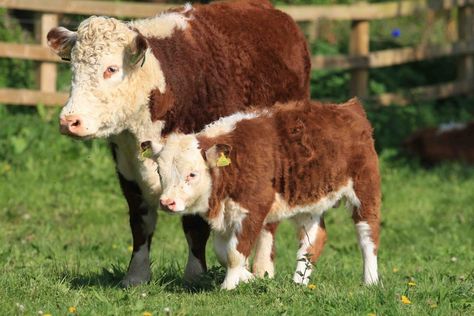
{"left": 157, "top": 134, "right": 213, "bottom": 214}
{"left": 47, "top": 16, "right": 165, "bottom": 139}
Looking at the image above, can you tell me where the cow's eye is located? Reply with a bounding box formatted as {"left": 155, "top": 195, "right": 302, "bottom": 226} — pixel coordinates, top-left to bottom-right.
{"left": 103, "top": 66, "right": 120, "bottom": 79}
{"left": 186, "top": 172, "right": 198, "bottom": 182}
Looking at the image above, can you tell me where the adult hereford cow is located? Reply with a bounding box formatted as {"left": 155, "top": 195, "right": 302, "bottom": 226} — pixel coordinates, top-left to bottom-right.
{"left": 404, "top": 122, "right": 474, "bottom": 165}
{"left": 156, "top": 98, "right": 381, "bottom": 290}
{"left": 47, "top": 0, "right": 310, "bottom": 287}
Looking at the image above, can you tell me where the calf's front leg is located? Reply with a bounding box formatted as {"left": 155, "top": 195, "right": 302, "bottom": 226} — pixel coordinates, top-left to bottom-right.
{"left": 218, "top": 208, "right": 267, "bottom": 290}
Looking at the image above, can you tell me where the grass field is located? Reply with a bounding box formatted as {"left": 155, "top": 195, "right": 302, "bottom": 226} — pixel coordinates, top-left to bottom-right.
{"left": 1, "top": 108, "right": 473, "bottom": 315}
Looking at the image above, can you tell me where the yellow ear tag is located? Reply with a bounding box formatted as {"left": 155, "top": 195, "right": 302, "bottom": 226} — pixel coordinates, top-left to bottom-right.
{"left": 216, "top": 152, "right": 231, "bottom": 167}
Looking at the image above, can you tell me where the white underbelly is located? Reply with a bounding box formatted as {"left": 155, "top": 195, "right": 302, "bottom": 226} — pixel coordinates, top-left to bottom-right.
{"left": 264, "top": 179, "right": 360, "bottom": 224}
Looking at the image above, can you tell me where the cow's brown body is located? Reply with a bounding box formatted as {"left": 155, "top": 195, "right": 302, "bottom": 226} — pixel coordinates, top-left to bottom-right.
{"left": 117, "top": 0, "right": 310, "bottom": 286}
{"left": 404, "top": 122, "right": 474, "bottom": 165}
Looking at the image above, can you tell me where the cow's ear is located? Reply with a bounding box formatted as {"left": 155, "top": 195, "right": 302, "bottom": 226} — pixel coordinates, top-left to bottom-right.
{"left": 47, "top": 27, "right": 77, "bottom": 61}
{"left": 128, "top": 33, "right": 148, "bottom": 67}
{"left": 205, "top": 144, "right": 232, "bottom": 168}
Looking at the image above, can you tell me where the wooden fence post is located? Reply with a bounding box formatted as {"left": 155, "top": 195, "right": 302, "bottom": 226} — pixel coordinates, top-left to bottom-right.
{"left": 457, "top": 4, "right": 474, "bottom": 81}
{"left": 349, "top": 20, "right": 369, "bottom": 98}
{"left": 36, "top": 13, "right": 58, "bottom": 95}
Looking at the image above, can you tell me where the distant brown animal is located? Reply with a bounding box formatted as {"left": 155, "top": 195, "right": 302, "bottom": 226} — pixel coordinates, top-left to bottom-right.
{"left": 46, "top": 0, "right": 310, "bottom": 287}
{"left": 155, "top": 98, "right": 381, "bottom": 290}
{"left": 404, "top": 122, "right": 474, "bottom": 165}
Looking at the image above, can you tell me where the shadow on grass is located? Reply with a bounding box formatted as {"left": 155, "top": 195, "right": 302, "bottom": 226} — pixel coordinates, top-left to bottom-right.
{"left": 64, "top": 263, "right": 226, "bottom": 293}
{"left": 151, "top": 265, "right": 225, "bottom": 293}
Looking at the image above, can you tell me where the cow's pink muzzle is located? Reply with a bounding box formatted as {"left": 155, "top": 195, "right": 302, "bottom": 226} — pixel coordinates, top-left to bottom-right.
{"left": 59, "top": 115, "right": 84, "bottom": 136}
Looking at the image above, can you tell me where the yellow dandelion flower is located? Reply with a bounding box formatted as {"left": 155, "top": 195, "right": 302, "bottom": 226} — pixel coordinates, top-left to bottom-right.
{"left": 392, "top": 267, "right": 399, "bottom": 273}
{"left": 68, "top": 306, "right": 77, "bottom": 313}
{"left": 44, "top": 314, "right": 52, "bottom": 316}
{"left": 368, "top": 313, "right": 376, "bottom": 316}
{"left": 430, "top": 303, "right": 437, "bottom": 308}
{"left": 408, "top": 281, "right": 416, "bottom": 286}
{"left": 143, "top": 312, "right": 152, "bottom": 316}
{"left": 401, "top": 295, "right": 411, "bottom": 304}
{"left": 128, "top": 245, "right": 133, "bottom": 252}
{"left": 307, "top": 284, "right": 316, "bottom": 290}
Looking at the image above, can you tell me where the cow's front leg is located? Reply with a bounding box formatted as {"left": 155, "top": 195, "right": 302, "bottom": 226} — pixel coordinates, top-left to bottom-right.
{"left": 182, "top": 215, "right": 210, "bottom": 282}
{"left": 118, "top": 173, "right": 157, "bottom": 287}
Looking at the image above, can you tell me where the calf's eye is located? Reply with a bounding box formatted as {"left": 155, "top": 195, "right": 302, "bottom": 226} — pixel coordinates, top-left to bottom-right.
{"left": 189, "top": 173, "right": 196, "bottom": 178}
{"left": 103, "top": 66, "right": 120, "bottom": 79}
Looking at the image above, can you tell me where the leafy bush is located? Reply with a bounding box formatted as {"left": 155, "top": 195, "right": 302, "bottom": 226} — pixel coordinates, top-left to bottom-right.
{"left": 0, "top": 9, "right": 36, "bottom": 91}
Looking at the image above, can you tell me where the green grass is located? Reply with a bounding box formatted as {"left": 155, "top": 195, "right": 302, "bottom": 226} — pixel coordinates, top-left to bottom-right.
{"left": 0, "top": 108, "right": 473, "bottom": 315}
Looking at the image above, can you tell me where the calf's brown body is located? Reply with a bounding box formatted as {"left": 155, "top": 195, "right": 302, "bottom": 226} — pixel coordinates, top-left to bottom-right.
{"left": 194, "top": 99, "right": 381, "bottom": 287}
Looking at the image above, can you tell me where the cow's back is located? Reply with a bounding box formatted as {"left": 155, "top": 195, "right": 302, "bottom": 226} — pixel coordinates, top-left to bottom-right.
{"left": 146, "top": 0, "right": 310, "bottom": 134}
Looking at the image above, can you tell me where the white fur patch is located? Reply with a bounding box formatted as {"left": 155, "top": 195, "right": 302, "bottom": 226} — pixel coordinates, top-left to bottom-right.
{"left": 253, "top": 228, "right": 275, "bottom": 278}
{"left": 265, "top": 179, "right": 360, "bottom": 224}
{"left": 128, "top": 4, "right": 192, "bottom": 39}
{"left": 437, "top": 122, "right": 467, "bottom": 135}
{"left": 198, "top": 111, "right": 264, "bottom": 139}
{"left": 220, "top": 232, "right": 253, "bottom": 290}
{"left": 292, "top": 214, "right": 320, "bottom": 285}
{"left": 355, "top": 221, "right": 379, "bottom": 285}
{"left": 208, "top": 199, "right": 248, "bottom": 233}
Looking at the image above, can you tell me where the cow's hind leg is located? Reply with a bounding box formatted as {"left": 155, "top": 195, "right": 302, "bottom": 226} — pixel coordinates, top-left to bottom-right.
{"left": 293, "top": 214, "right": 327, "bottom": 285}
{"left": 252, "top": 222, "right": 278, "bottom": 278}
{"left": 182, "top": 215, "right": 211, "bottom": 282}
{"left": 351, "top": 174, "right": 381, "bottom": 285}
{"left": 118, "top": 173, "right": 157, "bottom": 287}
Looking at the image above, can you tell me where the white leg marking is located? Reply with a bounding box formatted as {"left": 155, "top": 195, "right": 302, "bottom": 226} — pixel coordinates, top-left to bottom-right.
{"left": 219, "top": 233, "right": 253, "bottom": 290}
{"left": 355, "top": 221, "right": 379, "bottom": 285}
{"left": 253, "top": 229, "right": 275, "bottom": 278}
{"left": 293, "top": 215, "right": 320, "bottom": 285}
{"left": 183, "top": 233, "right": 204, "bottom": 282}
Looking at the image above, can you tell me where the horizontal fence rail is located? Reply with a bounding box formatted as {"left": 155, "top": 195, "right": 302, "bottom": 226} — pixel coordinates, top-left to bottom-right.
{"left": 0, "top": 0, "right": 473, "bottom": 106}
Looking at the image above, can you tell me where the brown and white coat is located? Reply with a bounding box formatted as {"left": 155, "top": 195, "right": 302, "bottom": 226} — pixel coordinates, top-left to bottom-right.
{"left": 156, "top": 99, "right": 381, "bottom": 290}
{"left": 404, "top": 122, "right": 474, "bottom": 165}
{"left": 46, "top": 0, "right": 310, "bottom": 286}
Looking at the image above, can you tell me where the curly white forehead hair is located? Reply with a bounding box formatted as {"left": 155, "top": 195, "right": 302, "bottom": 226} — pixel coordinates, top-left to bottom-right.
{"left": 72, "top": 16, "right": 135, "bottom": 64}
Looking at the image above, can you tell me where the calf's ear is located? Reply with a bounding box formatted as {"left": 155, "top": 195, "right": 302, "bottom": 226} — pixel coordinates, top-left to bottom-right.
{"left": 47, "top": 27, "right": 77, "bottom": 60}
{"left": 205, "top": 144, "right": 232, "bottom": 168}
{"left": 128, "top": 33, "right": 148, "bottom": 67}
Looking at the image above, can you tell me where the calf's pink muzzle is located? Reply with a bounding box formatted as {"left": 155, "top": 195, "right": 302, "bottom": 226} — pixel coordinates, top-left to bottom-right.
{"left": 160, "top": 198, "right": 178, "bottom": 212}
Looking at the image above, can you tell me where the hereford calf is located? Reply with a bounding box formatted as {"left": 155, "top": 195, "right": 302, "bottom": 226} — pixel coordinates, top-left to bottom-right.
{"left": 404, "top": 122, "right": 474, "bottom": 165}
{"left": 154, "top": 98, "right": 381, "bottom": 290}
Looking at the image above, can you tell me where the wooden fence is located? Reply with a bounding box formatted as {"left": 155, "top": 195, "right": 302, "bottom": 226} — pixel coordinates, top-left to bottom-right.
{"left": 0, "top": 0, "right": 473, "bottom": 107}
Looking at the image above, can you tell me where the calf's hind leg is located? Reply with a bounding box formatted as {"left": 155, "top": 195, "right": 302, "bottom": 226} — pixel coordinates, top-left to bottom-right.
{"left": 352, "top": 173, "right": 381, "bottom": 285}
{"left": 293, "top": 214, "right": 327, "bottom": 285}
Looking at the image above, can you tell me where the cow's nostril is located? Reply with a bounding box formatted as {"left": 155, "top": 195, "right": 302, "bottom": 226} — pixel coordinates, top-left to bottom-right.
{"left": 71, "top": 119, "right": 81, "bottom": 127}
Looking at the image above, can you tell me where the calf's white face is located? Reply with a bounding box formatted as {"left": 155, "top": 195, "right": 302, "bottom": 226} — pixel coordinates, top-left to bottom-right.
{"left": 48, "top": 16, "right": 164, "bottom": 138}
{"left": 157, "top": 134, "right": 212, "bottom": 214}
